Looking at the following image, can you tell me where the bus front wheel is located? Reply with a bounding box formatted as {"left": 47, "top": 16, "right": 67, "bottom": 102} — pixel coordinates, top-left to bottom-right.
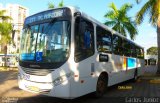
{"left": 95, "top": 74, "right": 107, "bottom": 97}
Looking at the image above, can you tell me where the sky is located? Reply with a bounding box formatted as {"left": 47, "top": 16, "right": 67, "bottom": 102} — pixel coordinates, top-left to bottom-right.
{"left": 0, "top": 0, "right": 157, "bottom": 52}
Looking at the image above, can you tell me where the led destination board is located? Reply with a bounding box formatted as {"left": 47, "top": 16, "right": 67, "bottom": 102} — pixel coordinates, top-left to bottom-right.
{"left": 24, "top": 8, "right": 70, "bottom": 25}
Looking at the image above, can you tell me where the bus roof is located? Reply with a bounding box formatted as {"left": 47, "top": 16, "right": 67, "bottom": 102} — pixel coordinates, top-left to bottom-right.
{"left": 25, "top": 6, "right": 144, "bottom": 49}
{"left": 68, "top": 6, "right": 144, "bottom": 49}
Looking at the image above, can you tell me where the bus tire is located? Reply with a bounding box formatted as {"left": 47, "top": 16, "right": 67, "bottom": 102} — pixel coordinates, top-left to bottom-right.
{"left": 94, "top": 74, "right": 108, "bottom": 98}
{"left": 133, "top": 69, "right": 138, "bottom": 82}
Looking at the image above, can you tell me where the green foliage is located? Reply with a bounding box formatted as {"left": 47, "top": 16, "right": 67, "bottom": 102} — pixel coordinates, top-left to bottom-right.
{"left": 0, "top": 10, "right": 13, "bottom": 55}
{"left": 0, "top": 10, "right": 12, "bottom": 21}
{"left": 48, "top": 0, "right": 64, "bottom": 9}
{"left": 135, "top": 0, "right": 160, "bottom": 74}
{"left": 48, "top": 2, "right": 55, "bottom": 9}
{"left": 0, "top": 10, "right": 13, "bottom": 45}
{"left": 147, "top": 47, "right": 158, "bottom": 55}
{"left": 58, "top": 0, "right": 64, "bottom": 7}
{"left": 16, "top": 48, "right": 19, "bottom": 53}
{"left": 0, "top": 22, "right": 12, "bottom": 36}
{"left": 136, "top": 0, "right": 159, "bottom": 27}
{"left": 104, "top": 3, "right": 138, "bottom": 40}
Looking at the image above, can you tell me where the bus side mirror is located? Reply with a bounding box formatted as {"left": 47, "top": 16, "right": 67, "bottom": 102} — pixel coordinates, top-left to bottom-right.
{"left": 74, "top": 12, "right": 84, "bottom": 31}
{"left": 74, "top": 12, "right": 81, "bottom": 17}
{"left": 75, "top": 14, "right": 85, "bottom": 36}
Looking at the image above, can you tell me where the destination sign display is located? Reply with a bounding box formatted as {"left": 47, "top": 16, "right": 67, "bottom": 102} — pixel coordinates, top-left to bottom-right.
{"left": 24, "top": 8, "right": 70, "bottom": 25}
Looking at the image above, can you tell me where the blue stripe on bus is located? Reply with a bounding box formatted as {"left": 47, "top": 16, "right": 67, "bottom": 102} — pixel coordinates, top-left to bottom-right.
{"left": 21, "top": 53, "right": 35, "bottom": 60}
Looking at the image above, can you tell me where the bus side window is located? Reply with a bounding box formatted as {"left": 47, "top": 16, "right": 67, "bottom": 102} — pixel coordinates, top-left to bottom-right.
{"left": 96, "top": 26, "right": 112, "bottom": 53}
{"left": 140, "top": 48, "right": 144, "bottom": 59}
{"left": 74, "top": 17, "right": 94, "bottom": 62}
{"left": 112, "top": 35, "right": 123, "bottom": 55}
{"left": 136, "top": 47, "right": 144, "bottom": 59}
{"left": 130, "top": 43, "right": 136, "bottom": 58}
{"left": 123, "top": 39, "right": 131, "bottom": 57}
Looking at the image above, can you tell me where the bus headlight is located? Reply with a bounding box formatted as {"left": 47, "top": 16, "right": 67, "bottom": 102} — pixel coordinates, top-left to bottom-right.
{"left": 53, "top": 73, "right": 72, "bottom": 86}
{"left": 18, "top": 73, "right": 23, "bottom": 80}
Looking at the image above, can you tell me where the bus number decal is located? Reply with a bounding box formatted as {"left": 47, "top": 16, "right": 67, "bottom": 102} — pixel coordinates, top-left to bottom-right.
{"left": 99, "top": 54, "right": 109, "bottom": 62}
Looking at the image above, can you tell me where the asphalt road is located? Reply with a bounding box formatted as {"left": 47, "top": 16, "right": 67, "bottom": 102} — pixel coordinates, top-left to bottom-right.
{"left": 0, "top": 65, "right": 159, "bottom": 103}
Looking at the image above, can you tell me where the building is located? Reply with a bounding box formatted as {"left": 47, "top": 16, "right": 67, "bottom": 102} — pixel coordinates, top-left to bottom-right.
{"left": 145, "top": 53, "right": 158, "bottom": 65}
{"left": 0, "top": 3, "right": 29, "bottom": 54}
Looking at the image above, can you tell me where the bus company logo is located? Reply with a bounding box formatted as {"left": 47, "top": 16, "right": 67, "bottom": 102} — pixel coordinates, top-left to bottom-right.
{"left": 30, "top": 65, "right": 40, "bottom": 68}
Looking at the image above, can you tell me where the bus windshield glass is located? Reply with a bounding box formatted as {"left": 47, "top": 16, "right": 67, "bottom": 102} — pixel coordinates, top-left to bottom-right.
{"left": 20, "top": 20, "right": 71, "bottom": 63}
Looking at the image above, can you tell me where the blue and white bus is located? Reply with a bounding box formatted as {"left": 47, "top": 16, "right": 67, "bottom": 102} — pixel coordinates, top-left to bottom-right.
{"left": 18, "top": 6, "right": 145, "bottom": 99}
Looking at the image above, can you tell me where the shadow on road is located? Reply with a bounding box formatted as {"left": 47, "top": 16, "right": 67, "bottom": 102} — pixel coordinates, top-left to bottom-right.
{"left": 0, "top": 66, "right": 159, "bottom": 103}
{"left": 0, "top": 71, "right": 17, "bottom": 85}
{"left": 17, "top": 77, "right": 160, "bottom": 103}
{"left": 17, "top": 80, "right": 135, "bottom": 103}
{"left": 17, "top": 94, "right": 116, "bottom": 103}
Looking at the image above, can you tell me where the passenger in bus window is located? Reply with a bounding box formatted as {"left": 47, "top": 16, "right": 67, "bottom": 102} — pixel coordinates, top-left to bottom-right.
{"left": 84, "top": 29, "right": 91, "bottom": 49}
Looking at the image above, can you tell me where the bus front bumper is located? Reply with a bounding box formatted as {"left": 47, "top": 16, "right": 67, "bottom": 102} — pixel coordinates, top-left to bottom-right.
{"left": 18, "top": 75, "right": 71, "bottom": 99}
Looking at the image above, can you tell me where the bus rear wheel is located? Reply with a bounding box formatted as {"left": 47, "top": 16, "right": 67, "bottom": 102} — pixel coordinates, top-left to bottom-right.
{"left": 95, "top": 74, "right": 107, "bottom": 97}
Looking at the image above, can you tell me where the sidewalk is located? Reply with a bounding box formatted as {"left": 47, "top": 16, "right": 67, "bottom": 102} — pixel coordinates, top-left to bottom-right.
{"left": 139, "top": 65, "right": 160, "bottom": 83}
{"left": 0, "top": 67, "right": 18, "bottom": 71}
{"left": 140, "top": 74, "right": 160, "bottom": 79}
{"left": 139, "top": 74, "right": 160, "bottom": 83}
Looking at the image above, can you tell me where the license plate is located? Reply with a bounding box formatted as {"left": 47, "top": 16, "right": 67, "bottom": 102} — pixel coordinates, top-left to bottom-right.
{"left": 27, "top": 86, "right": 40, "bottom": 92}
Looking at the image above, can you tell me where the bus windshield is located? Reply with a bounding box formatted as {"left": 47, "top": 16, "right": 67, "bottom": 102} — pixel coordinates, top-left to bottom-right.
{"left": 20, "top": 20, "right": 71, "bottom": 63}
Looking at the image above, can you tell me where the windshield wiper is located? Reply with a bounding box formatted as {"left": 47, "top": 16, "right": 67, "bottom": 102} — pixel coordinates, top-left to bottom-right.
{"left": 43, "top": 18, "right": 57, "bottom": 34}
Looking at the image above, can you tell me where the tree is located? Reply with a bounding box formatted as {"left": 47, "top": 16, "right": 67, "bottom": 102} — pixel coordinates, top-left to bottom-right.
{"left": 0, "top": 10, "right": 12, "bottom": 21}
{"left": 135, "top": 0, "right": 160, "bottom": 74}
{"left": 0, "top": 10, "right": 13, "bottom": 66}
{"left": 147, "top": 47, "right": 158, "bottom": 55}
{"left": 48, "top": 2, "right": 55, "bottom": 9}
{"left": 48, "top": 0, "right": 64, "bottom": 9}
{"left": 104, "top": 3, "right": 138, "bottom": 40}
{"left": 58, "top": 0, "right": 64, "bottom": 7}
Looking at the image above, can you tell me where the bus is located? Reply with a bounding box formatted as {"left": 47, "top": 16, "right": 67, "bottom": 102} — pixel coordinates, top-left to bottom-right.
{"left": 18, "top": 6, "right": 145, "bottom": 99}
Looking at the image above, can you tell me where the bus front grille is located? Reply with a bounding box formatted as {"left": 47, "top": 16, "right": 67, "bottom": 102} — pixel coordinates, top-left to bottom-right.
{"left": 21, "top": 67, "right": 53, "bottom": 76}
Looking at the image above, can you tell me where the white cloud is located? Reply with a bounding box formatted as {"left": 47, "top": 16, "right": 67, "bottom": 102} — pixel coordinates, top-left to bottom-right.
{"left": 139, "top": 42, "right": 157, "bottom": 52}
{"left": 146, "top": 31, "right": 157, "bottom": 38}
{"left": 147, "top": 23, "right": 151, "bottom": 27}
